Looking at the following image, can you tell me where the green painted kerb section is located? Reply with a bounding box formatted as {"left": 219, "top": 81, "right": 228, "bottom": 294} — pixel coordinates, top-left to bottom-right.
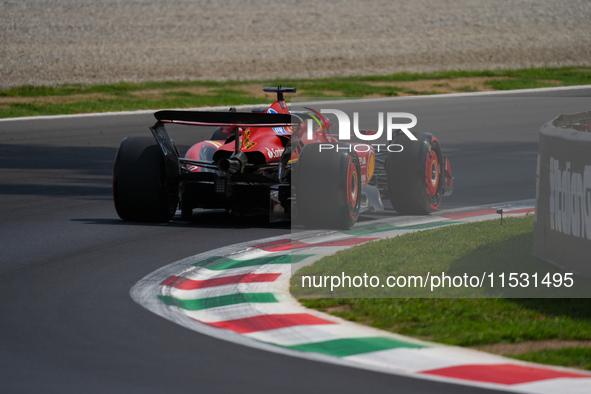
{"left": 193, "top": 254, "right": 313, "bottom": 270}
{"left": 283, "top": 336, "right": 426, "bottom": 357}
{"left": 159, "top": 292, "right": 278, "bottom": 311}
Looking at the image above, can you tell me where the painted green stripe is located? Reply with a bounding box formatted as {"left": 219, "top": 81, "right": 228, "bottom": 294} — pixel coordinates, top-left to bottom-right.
{"left": 344, "top": 221, "right": 460, "bottom": 236}
{"left": 193, "top": 254, "right": 313, "bottom": 270}
{"left": 158, "top": 292, "right": 278, "bottom": 311}
{"left": 284, "top": 336, "right": 426, "bottom": 357}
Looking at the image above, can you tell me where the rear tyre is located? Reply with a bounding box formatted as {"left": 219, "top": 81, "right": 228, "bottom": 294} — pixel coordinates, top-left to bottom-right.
{"left": 113, "top": 136, "right": 178, "bottom": 222}
{"left": 296, "top": 144, "right": 361, "bottom": 228}
{"left": 386, "top": 132, "right": 443, "bottom": 214}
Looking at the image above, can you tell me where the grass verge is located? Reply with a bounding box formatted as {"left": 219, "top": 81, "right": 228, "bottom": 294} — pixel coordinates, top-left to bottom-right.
{"left": 1, "top": 66, "right": 590, "bottom": 118}
{"left": 513, "top": 348, "right": 591, "bottom": 371}
{"left": 294, "top": 216, "right": 591, "bottom": 370}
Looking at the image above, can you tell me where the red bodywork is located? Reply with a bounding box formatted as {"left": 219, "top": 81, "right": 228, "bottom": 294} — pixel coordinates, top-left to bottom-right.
{"left": 115, "top": 86, "right": 453, "bottom": 226}
{"left": 184, "top": 97, "right": 375, "bottom": 188}
{"left": 144, "top": 86, "right": 453, "bottom": 224}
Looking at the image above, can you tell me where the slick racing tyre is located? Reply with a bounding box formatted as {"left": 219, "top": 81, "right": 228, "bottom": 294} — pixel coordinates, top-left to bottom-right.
{"left": 113, "top": 136, "right": 178, "bottom": 222}
{"left": 386, "top": 132, "right": 443, "bottom": 214}
{"left": 296, "top": 143, "right": 361, "bottom": 229}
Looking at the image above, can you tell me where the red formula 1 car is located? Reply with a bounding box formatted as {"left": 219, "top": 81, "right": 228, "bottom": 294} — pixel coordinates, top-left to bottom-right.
{"left": 113, "top": 86, "right": 453, "bottom": 228}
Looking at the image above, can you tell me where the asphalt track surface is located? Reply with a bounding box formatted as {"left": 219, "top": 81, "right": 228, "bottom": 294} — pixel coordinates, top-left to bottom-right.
{"left": 1, "top": 88, "right": 590, "bottom": 393}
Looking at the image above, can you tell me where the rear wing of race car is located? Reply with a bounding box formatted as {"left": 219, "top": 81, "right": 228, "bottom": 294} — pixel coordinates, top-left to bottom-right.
{"left": 154, "top": 110, "right": 293, "bottom": 127}
{"left": 150, "top": 110, "right": 294, "bottom": 178}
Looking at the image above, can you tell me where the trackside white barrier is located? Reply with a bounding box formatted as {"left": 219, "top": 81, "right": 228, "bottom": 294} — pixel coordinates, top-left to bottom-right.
{"left": 534, "top": 110, "right": 591, "bottom": 277}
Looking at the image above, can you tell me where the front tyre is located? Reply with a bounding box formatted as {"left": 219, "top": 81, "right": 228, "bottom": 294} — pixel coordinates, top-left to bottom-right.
{"left": 296, "top": 143, "right": 361, "bottom": 229}
{"left": 113, "top": 136, "right": 178, "bottom": 222}
{"left": 386, "top": 132, "right": 443, "bottom": 214}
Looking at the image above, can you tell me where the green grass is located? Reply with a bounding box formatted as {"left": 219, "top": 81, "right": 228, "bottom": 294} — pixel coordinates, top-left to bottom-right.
{"left": 0, "top": 80, "right": 230, "bottom": 98}
{"left": 453, "top": 85, "right": 479, "bottom": 92}
{"left": 294, "top": 216, "right": 591, "bottom": 369}
{"left": 300, "top": 297, "right": 591, "bottom": 347}
{"left": 513, "top": 347, "right": 591, "bottom": 371}
{"left": 1, "top": 66, "right": 590, "bottom": 118}
{"left": 292, "top": 215, "right": 590, "bottom": 298}
{"left": 0, "top": 86, "right": 265, "bottom": 118}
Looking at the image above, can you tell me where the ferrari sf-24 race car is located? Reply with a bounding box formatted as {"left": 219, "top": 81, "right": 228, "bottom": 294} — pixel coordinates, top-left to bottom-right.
{"left": 113, "top": 86, "right": 453, "bottom": 228}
